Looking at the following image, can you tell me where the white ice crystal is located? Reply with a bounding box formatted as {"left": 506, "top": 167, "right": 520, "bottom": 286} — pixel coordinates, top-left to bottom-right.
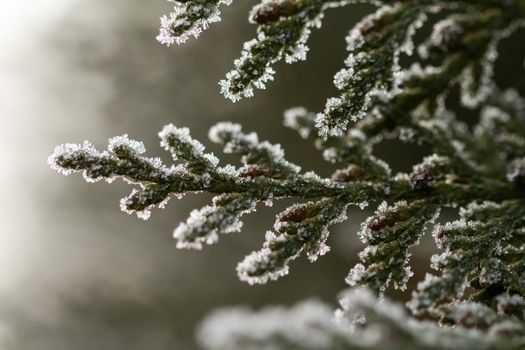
{"left": 173, "top": 207, "right": 220, "bottom": 250}
{"left": 459, "top": 201, "right": 501, "bottom": 219}
{"left": 419, "top": 17, "right": 462, "bottom": 59}
{"left": 120, "top": 190, "right": 147, "bottom": 218}
{"left": 217, "top": 164, "right": 239, "bottom": 176}
{"left": 219, "top": 37, "right": 276, "bottom": 102}
{"left": 219, "top": 0, "right": 337, "bottom": 102}
{"left": 306, "top": 227, "right": 331, "bottom": 262}
{"left": 208, "top": 122, "right": 242, "bottom": 144}
{"left": 174, "top": 193, "right": 257, "bottom": 250}
{"left": 157, "top": 0, "right": 233, "bottom": 46}
{"left": 345, "top": 263, "right": 366, "bottom": 287}
{"left": 159, "top": 124, "right": 220, "bottom": 167}
{"left": 108, "top": 134, "right": 146, "bottom": 155}
{"left": 315, "top": 3, "right": 432, "bottom": 138}
{"left": 48, "top": 141, "right": 98, "bottom": 176}
{"left": 209, "top": 121, "right": 260, "bottom": 154}
{"left": 159, "top": 124, "right": 205, "bottom": 157}
{"left": 212, "top": 121, "right": 301, "bottom": 173}
{"left": 237, "top": 246, "right": 290, "bottom": 285}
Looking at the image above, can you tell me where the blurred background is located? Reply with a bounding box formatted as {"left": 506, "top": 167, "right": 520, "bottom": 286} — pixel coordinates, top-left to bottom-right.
{"left": 1, "top": 1, "right": 524, "bottom": 349}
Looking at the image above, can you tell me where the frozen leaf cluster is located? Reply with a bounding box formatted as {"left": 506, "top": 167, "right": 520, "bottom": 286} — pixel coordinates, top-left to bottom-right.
{"left": 157, "top": 0, "right": 233, "bottom": 46}
{"left": 346, "top": 200, "right": 439, "bottom": 293}
{"left": 51, "top": 0, "right": 525, "bottom": 349}
{"left": 50, "top": 123, "right": 376, "bottom": 271}
{"left": 50, "top": 86, "right": 525, "bottom": 324}
{"left": 219, "top": 0, "right": 354, "bottom": 102}
{"left": 237, "top": 197, "right": 349, "bottom": 285}
{"left": 410, "top": 199, "right": 525, "bottom": 319}
{"left": 158, "top": 0, "right": 525, "bottom": 137}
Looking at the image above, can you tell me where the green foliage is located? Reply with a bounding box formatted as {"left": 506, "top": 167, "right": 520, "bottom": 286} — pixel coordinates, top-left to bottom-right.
{"left": 50, "top": 0, "right": 525, "bottom": 348}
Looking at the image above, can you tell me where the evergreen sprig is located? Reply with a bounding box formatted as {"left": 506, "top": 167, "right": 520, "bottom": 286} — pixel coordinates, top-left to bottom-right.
{"left": 51, "top": 0, "right": 525, "bottom": 348}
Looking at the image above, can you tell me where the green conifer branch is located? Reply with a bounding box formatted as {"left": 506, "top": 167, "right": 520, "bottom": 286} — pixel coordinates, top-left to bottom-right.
{"left": 50, "top": 0, "right": 525, "bottom": 348}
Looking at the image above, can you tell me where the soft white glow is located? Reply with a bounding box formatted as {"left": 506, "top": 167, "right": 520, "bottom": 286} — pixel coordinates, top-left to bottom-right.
{"left": 0, "top": 0, "right": 73, "bottom": 292}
